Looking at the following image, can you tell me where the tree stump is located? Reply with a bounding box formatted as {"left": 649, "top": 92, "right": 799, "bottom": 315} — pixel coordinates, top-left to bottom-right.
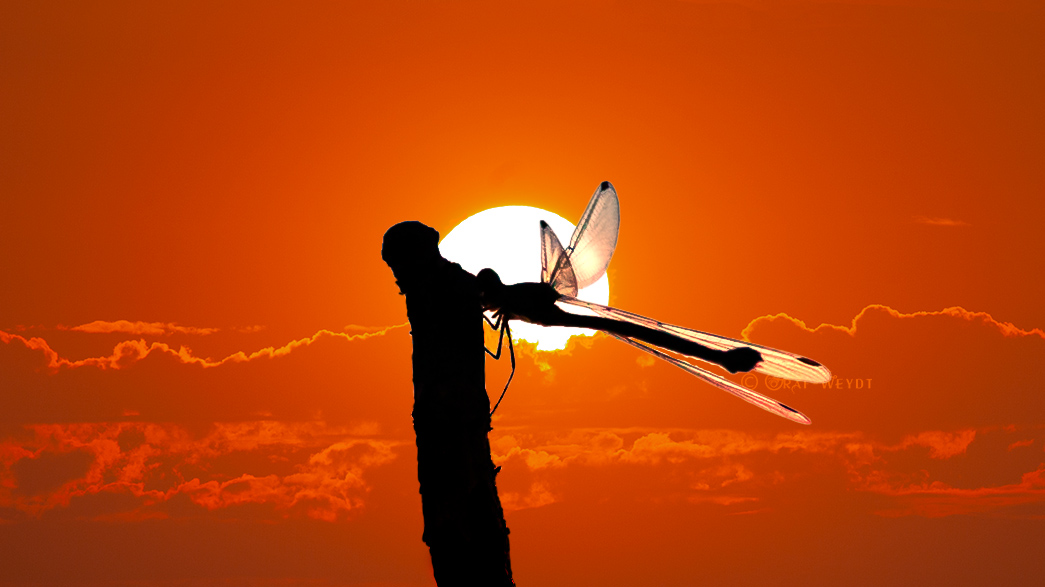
{"left": 382, "top": 221, "right": 515, "bottom": 586}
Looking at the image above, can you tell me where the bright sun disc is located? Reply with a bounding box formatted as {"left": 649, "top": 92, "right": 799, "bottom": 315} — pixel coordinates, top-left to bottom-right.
{"left": 439, "top": 206, "right": 610, "bottom": 350}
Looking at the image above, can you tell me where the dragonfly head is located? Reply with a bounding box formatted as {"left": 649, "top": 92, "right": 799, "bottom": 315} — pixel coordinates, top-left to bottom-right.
{"left": 477, "top": 268, "right": 506, "bottom": 310}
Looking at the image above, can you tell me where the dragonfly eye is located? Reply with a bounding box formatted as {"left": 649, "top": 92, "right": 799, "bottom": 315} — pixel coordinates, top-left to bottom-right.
{"left": 476, "top": 268, "right": 504, "bottom": 288}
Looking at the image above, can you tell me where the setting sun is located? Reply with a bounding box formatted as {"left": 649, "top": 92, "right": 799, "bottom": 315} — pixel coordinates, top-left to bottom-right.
{"left": 439, "top": 205, "right": 610, "bottom": 350}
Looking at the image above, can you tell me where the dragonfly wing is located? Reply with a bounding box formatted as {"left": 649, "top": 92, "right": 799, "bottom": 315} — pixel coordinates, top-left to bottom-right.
{"left": 612, "top": 334, "right": 811, "bottom": 425}
{"left": 541, "top": 220, "right": 579, "bottom": 297}
{"left": 566, "top": 181, "right": 620, "bottom": 289}
{"left": 558, "top": 296, "right": 831, "bottom": 384}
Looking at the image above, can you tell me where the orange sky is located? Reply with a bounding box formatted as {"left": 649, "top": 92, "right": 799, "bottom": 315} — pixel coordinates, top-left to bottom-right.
{"left": 2, "top": 2, "right": 1043, "bottom": 585}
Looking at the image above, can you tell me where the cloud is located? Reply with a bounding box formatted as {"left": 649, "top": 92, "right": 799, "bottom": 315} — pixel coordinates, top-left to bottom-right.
{"left": 741, "top": 304, "right": 1045, "bottom": 341}
{"left": 0, "top": 323, "right": 407, "bottom": 372}
{"left": 9, "top": 449, "right": 95, "bottom": 496}
{"left": 66, "top": 321, "right": 220, "bottom": 336}
{"left": 1008, "top": 439, "right": 1034, "bottom": 451}
{"left": 897, "top": 429, "right": 976, "bottom": 459}
{"left": 499, "top": 480, "right": 557, "bottom": 511}
{"left": 487, "top": 426, "right": 1045, "bottom": 519}
{"left": 493, "top": 428, "right": 852, "bottom": 470}
{"left": 3, "top": 303, "right": 1044, "bottom": 524}
{"left": 0, "top": 421, "right": 400, "bottom": 521}
{"left": 913, "top": 216, "right": 970, "bottom": 227}
{"left": 725, "top": 304, "right": 1045, "bottom": 437}
{"left": 180, "top": 438, "right": 397, "bottom": 521}
{"left": 861, "top": 465, "right": 1045, "bottom": 519}
{"left": 0, "top": 320, "right": 415, "bottom": 426}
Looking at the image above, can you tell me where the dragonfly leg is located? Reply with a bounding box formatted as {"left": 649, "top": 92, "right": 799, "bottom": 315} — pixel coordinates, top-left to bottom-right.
{"left": 484, "top": 311, "right": 506, "bottom": 359}
{"left": 490, "top": 320, "right": 516, "bottom": 416}
{"left": 483, "top": 311, "right": 503, "bottom": 331}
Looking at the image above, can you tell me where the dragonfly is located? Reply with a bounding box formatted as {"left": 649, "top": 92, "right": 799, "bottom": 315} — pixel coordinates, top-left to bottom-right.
{"left": 477, "top": 181, "right": 831, "bottom": 424}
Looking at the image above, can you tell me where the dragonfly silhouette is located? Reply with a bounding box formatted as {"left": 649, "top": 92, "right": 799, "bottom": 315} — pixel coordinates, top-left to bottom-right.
{"left": 477, "top": 181, "right": 831, "bottom": 424}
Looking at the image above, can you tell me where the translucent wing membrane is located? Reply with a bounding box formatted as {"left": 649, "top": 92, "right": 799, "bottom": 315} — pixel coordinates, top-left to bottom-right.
{"left": 611, "top": 334, "right": 811, "bottom": 425}
{"left": 540, "top": 221, "right": 578, "bottom": 297}
{"left": 566, "top": 181, "right": 620, "bottom": 289}
{"left": 526, "top": 179, "right": 825, "bottom": 424}
{"left": 557, "top": 296, "right": 832, "bottom": 384}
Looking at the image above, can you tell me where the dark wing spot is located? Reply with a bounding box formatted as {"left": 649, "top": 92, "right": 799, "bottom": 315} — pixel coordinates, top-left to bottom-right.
{"left": 798, "top": 357, "right": 822, "bottom": 367}
{"left": 780, "top": 403, "right": 800, "bottom": 414}
{"left": 540, "top": 220, "right": 549, "bottom": 228}
{"left": 600, "top": 181, "right": 610, "bottom": 190}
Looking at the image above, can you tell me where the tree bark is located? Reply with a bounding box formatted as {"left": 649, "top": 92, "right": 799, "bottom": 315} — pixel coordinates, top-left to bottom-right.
{"left": 386, "top": 234, "right": 514, "bottom": 586}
